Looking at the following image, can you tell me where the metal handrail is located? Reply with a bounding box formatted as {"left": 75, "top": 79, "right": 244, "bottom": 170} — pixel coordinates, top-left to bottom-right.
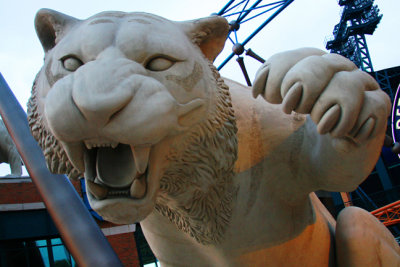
{"left": 0, "top": 73, "right": 123, "bottom": 267}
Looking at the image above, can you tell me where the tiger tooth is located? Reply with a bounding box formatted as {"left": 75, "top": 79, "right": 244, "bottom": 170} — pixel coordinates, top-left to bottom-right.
{"left": 130, "top": 177, "right": 146, "bottom": 199}
{"left": 131, "top": 145, "right": 151, "bottom": 174}
{"left": 61, "top": 141, "right": 85, "bottom": 173}
{"left": 87, "top": 179, "right": 108, "bottom": 200}
{"left": 85, "top": 142, "right": 92, "bottom": 150}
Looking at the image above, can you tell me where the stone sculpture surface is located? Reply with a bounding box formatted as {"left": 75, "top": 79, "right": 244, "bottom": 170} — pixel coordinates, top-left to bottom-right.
{"left": 28, "top": 9, "right": 400, "bottom": 266}
{"left": 0, "top": 119, "right": 22, "bottom": 177}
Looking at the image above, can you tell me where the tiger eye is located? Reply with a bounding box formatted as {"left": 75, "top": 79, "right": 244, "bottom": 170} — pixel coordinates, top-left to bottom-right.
{"left": 62, "top": 56, "right": 83, "bottom": 71}
{"left": 146, "top": 57, "right": 174, "bottom": 71}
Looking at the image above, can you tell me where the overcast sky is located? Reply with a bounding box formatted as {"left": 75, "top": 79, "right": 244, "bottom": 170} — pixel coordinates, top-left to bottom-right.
{"left": 0, "top": 0, "right": 399, "bottom": 175}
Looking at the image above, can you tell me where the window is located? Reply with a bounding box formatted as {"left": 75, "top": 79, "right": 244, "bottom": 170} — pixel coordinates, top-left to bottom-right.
{"left": 0, "top": 237, "right": 76, "bottom": 267}
{"left": 134, "top": 224, "right": 159, "bottom": 267}
{"left": 144, "top": 261, "right": 160, "bottom": 267}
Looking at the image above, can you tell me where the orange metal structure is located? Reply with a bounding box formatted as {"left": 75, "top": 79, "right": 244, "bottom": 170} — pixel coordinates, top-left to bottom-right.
{"left": 371, "top": 200, "right": 400, "bottom": 226}
{"left": 340, "top": 192, "right": 353, "bottom": 207}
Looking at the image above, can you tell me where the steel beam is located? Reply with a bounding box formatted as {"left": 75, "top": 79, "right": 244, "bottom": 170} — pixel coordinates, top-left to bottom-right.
{"left": 218, "top": 0, "right": 294, "bottom": 70}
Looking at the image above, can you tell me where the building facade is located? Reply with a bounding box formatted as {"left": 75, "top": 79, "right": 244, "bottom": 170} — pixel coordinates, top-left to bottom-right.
{"left": 0, "top": 176, "right": 144, "bottom": 267}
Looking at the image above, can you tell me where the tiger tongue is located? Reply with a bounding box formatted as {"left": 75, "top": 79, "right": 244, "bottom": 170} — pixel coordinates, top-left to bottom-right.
{"left": 96, "top": 144, "right": 136, "bottom": 188}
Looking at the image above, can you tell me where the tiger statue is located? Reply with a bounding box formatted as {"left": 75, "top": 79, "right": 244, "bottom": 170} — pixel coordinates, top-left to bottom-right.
{"left": 0, "top": 119, "right": 22, "bottom": 177}
{"left": 28, "top": 8, "right": 400, "bottom": 266}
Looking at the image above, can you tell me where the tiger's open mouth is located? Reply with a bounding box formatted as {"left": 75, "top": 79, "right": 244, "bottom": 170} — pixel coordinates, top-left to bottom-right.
{"left": 83, "top": 142, "right": 150, "bottom": 201}
{"left": 61, "top": 139, "right": 162, "bottom": 223}
{"left": 59, "top": 133, "right": 165, "bottom": 223}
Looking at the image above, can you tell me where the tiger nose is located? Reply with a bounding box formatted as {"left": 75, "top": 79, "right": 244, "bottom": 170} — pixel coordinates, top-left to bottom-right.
{"left": 71, "top": 58, "right": 146, "bottom": 127}
{"left": 73, "top": 83, "right": 133, "bottom": 127}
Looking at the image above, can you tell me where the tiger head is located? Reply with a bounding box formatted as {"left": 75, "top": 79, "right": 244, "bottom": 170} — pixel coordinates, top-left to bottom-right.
{"left": 28, "top": 9, "right": 237, "bottom": 243}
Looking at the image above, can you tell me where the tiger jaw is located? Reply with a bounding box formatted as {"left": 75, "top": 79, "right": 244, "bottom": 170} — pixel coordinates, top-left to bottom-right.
{"left": 58, "top": 138, "right": 165, "bottom": 223}
{"left": 62, "top": 140, "right": 151, "bottom": 200}
{"left": 90, "top": 143, "right": 150, "bottom": 197}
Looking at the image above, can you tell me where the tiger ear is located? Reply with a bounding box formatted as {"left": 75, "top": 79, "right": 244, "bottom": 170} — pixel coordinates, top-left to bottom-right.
{"left": 35, "top": 8, "right": 80, "bottom": 52}
{"left": 181, "top": 16, "right": 229, "bottom": 62}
